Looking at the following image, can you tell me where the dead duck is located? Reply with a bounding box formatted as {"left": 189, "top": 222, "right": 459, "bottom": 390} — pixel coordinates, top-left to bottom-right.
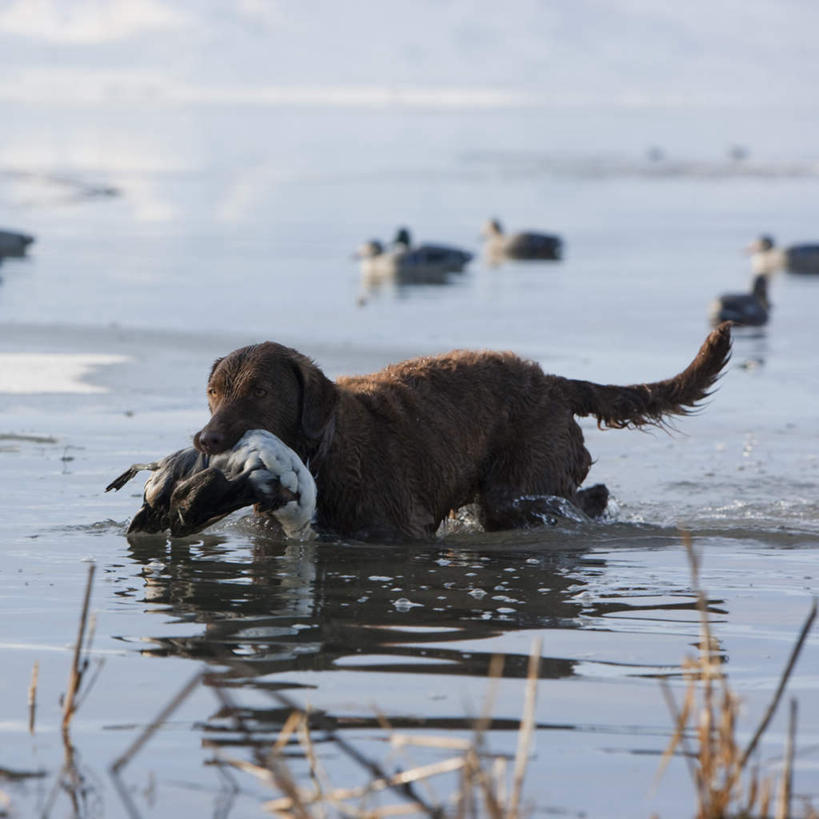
{"left": 392, "top": 227, "right": 473, "bottom": 272}
{"left": 749, "top": 235, "right": 819, "bottom": 275}
{"left": 0, "top": 229, "right": 35, "bottom": 258}
{"left": 710, "top": 273, "right": 770, "bottom": 326}
{"left": 106, "top": 429, "right": 316, "bottom": 539}
{"left": 481, "top": 218, "right": 563, "bottom": 262}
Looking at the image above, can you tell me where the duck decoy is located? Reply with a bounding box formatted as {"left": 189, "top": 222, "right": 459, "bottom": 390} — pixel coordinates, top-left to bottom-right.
{"left": 355, "top": 238, "right": 463, "bottom": 287}
{"left": 0, "top": 229, "right": 35, "bottom": 258}
{"left": 392, "top": 227, "right": 473, "bottom": 272}
{"left": 481, "top": 218, "right": 563, "bottom": 262}
{"left": 709, "top": 273, "right": 770, "bottom": 326}
{"left": 748, "top": 235, "right": 819, "bottom": 276}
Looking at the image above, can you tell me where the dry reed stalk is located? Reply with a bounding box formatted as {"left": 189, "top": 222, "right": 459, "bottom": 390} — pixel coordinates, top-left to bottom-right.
{"left": 776, "top": 698, "right": 798, "bottom": 819}
{"left": 265, "top": 758, "right": 313, "bottom": 819}
{"left": 390, "top": 735, "right": 472, "bottom": 752}
{"left": 658, "top": 533, "right": 817, "bottom": 819}
{"left": 272, "top": 710, "right": 306, "bottom": 754}
{"left": 297, "top": 707, "right": 328, "bottom": 811}
{"left": 263, "top": 756, "right": 466, "bottom": 814}
{"left": 235, "top": 640, "right": 541, "bottom": 817}
{"left": 110, "top": 670, "right": 203, "bottom": 773}
{"left": 221, "top": 754, "right": 277, "bottom": 787}
{"left": 740, "top": 599, "right": 817, "bottom": 768}
{"left": 27, "top": 660, "right": 39, "bottom": 735}
{"left": 62, "top": 562, "right": 95, "bottom": 731}
{"left": 265, "top": 689, "right": 438, "bottom": 813}
{"left": 507, "top": 637, "right": 541, "bottom": 819}
{"left": 493, "top": 756, "right": 508, "bottom": 809}
{"left": 656, "top": 678, "right": 697, "bottom": 787}
{"left": 758, "top": 777, "right": 773, "bottom": 817}
{"left": 454, "top": 653, "right": 505, "bottom": 818}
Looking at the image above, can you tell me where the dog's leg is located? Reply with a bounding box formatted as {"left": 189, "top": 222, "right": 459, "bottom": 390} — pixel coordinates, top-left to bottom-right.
{"left": 575, "top": 483, "right": 609, "bottom": 517}
{"left": 477, "top": 488, "right": 595, "bottom": 530}
{"left": 478, "top": 419, "right": 596, "bottom": 530}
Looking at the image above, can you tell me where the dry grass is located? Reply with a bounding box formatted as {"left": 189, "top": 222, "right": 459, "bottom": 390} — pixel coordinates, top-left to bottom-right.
{"left": 215, "top": 638, "right": 543, "bottom": 818}
{"left": 16, "top": 543, "right": 818, "bottom": 819}
{"left": 657, "top": 533, "right": 817, "bottom": 819}
{"left": 27, "top": 660, "right": 38, "bottom": 735}
{"left": 38, "top": 562, "right": 103, "bottom": 818}
{"left": 61, "top": 562, "right": 97, "bottom": 734}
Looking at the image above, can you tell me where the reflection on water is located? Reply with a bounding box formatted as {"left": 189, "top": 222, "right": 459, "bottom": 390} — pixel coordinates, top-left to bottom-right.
{"left": 127, "top": 533, "right": 582, "bottom": 679}
{"left": 357, "top": 257, "right": 467, "bottom": 304}
{"left": 121, "top": 524, "right": 728, "bottom": 759}
{"left": 732, "top": 324, "right": 769, "bottom": 369}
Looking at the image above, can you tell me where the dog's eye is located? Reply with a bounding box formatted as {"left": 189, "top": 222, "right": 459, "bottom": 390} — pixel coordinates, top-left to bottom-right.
{"left": 253, "top": 387, "right": 267, "bottom": 398}
{"left": 207, "top": 388, "right": 218, "bottom": 398}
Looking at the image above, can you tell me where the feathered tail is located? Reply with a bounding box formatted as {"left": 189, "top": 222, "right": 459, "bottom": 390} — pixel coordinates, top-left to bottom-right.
{"left": 560, "top": 322, "right": 732, "bottom": 429}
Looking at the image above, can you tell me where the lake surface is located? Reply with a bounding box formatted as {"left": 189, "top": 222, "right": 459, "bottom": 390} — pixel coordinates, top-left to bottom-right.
{"left": 1, "top": 101, "right": 818, "bottom": 817}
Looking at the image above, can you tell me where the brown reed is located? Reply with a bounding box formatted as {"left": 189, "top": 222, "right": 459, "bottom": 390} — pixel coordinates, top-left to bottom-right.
{"left": 61, "top": 562, "right": 96, "bottom": 732}
{"left": 657, "top": 532, "right": 816, "bottom": 819}
{"left": 217, "top": 638, "right": 543, "bottom": 817}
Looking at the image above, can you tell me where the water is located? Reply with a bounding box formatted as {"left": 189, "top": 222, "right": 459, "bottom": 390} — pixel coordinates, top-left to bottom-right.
{"left": 1, "top": 101, "right": 819, "bottom": 817}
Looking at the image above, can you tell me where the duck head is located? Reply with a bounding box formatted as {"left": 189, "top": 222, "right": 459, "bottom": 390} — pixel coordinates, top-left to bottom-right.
{"left": 354, "top": 239, "right": 385, "bottom": 259}
{"left": 481, "top": 218, "right": 503, "bottom": 238}
{"left": 392, "top": 227, "right": 412, "bottom": 248}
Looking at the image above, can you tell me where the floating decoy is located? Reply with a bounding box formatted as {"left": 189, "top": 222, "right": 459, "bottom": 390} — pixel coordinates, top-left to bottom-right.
{"left": 481, "top": 218, "right": 563, "bottom": 262}
{"left": 710, "top": 273, "right": 770, "bottom": 326}
{"left": 0, "top": 229, "right": 35, "bottom": 258}
{"left": 356, "top": 238, "right": 466, "bottom": 287}
{"left": 392, "top": 227, "right": 473, "bottom": 272}
{"left": 749, "top": 235, "right": 819, "bottom": 276}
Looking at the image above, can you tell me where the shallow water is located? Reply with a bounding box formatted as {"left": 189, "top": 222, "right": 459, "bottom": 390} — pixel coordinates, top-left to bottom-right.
{"left": 1, "top": 102, "right": 819, "bottom": 817}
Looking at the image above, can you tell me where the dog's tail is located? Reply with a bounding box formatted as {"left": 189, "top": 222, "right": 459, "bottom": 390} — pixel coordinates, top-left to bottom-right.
{"left": 560, "top": 322, "right": 732, "bottom": 429}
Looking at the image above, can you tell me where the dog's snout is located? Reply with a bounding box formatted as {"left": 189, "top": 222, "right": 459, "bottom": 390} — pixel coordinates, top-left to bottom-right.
{"left": 195, "top": 426, "right": 226, "bottom": 454}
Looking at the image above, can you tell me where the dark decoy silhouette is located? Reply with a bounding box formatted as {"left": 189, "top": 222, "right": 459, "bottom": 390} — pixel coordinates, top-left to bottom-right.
{"left": 0, "top": 229, "right": 35, "bottom": 258}
{"left": 391, "top": 227, "right": 473, "bottom": 272}
{"left": 481, "top": 218, "right": 563, "bottom": 262}
{"left": 749, "top": 235, "right": 819, "bottom": 276}
{"left": 356, "top": 239, "right": 455, "bottom": 284}
{"left": 355, "top": 228, "right": 473, "bottom": 294}
{"left": 710, "top": 273, "right": 770, "bottom": 326}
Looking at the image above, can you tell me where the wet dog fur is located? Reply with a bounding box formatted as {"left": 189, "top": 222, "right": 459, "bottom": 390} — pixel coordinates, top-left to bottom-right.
{"left": 193, "top": 323, "right": 731, "bottom": 541}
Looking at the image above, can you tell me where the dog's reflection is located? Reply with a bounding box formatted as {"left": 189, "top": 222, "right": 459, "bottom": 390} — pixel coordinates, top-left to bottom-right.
{"left": 127, "top": 529, "right": 584, "bottom": 682}
{"left": 124, "top": 526, "right": 728, "bottom": 754}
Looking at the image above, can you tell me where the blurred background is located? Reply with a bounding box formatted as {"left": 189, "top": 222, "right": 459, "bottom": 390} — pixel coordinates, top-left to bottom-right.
{"left": 2, "top": 4, "right": 819, "bottom": 818}
{"left": 2, "top": 0, "right": 819, "bottom": 357}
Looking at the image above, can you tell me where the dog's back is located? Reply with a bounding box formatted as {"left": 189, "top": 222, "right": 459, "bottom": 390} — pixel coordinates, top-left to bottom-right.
{"left": 195, "top": 324, "right": 732, "bottom": 540}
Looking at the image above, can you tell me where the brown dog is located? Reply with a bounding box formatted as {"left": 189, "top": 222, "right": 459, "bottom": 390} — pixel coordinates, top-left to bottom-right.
{"left": 194, "top": 324, "right": 731, "bottom": 540}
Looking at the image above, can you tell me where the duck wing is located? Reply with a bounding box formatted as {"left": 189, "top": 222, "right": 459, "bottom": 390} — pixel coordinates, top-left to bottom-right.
{"left": 507, "top": 232, "right": 563, "bottom": 260}
{"left": 786, "top": 244, "right": 819, "bottom": 275}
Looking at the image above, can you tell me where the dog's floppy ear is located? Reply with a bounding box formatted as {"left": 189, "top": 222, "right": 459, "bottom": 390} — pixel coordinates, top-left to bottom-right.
{"left": 291, "top": 355, "right": 338, "bottom": 441}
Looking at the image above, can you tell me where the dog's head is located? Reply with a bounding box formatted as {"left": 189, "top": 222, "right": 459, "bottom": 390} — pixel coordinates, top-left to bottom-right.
{"left": 194, "top": 342, "right": 338, "bottom": 458}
